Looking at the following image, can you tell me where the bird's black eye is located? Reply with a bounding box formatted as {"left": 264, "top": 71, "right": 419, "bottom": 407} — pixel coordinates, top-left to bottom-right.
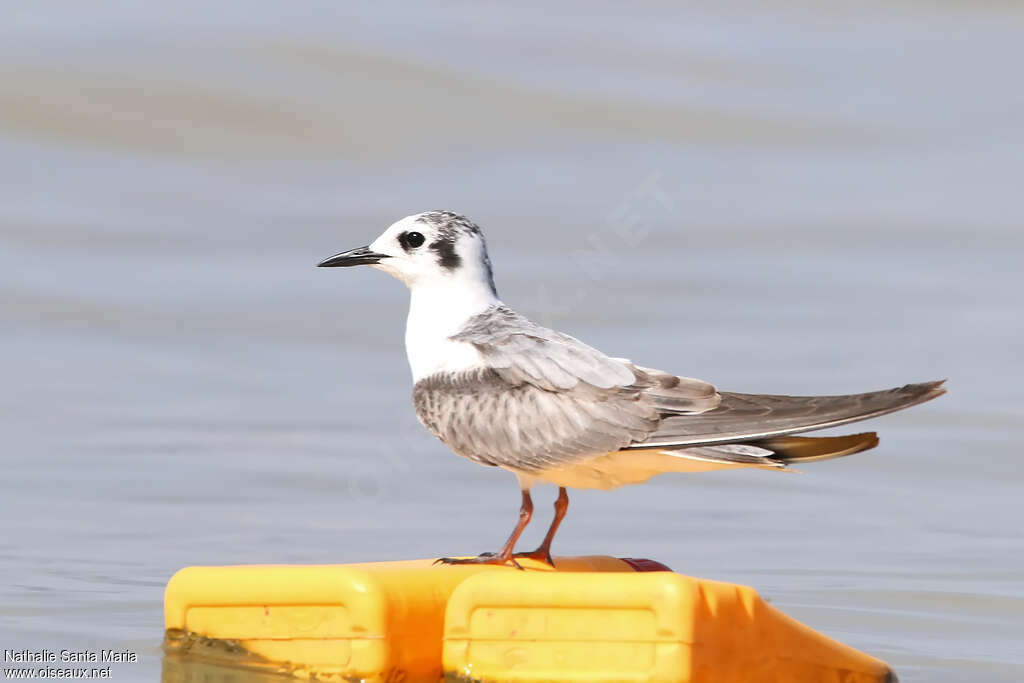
{"left": 399, "top": 231, "right": 425, "bottom": 250}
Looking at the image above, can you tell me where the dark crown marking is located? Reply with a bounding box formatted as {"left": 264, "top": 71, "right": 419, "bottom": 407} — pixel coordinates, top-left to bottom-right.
{"left": 416, "top": 210, "right": 482, "bottom": 237}
{"left": 416, "top": 211, "right": 498, "bottom": 295}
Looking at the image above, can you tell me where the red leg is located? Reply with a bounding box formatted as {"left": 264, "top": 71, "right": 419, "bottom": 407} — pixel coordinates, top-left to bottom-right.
{"left": 515, "top": 487, "right": 569, "bottom": 566}
{"left": 437, "top": 489, "right": 533, "bottom": 568}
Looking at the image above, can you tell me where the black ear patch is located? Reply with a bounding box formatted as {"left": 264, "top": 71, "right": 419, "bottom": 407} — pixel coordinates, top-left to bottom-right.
{"left": 429, "top": 238, "right": 461, "bottom": 270}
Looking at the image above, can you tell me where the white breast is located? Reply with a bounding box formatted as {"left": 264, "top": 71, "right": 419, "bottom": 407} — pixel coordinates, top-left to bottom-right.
{"left": 405, "top": 333, "right": 484, "bottom": 382}
{"left": 404, "top": 282, "right": 500, "bottom": 382}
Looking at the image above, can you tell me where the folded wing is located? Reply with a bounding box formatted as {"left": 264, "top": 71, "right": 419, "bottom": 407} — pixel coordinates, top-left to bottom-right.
{"left": 629, "top": 381, "right": 945, "bottom": 449}
{"left": 445, "top": 305, "right": 945, "bottom": 480}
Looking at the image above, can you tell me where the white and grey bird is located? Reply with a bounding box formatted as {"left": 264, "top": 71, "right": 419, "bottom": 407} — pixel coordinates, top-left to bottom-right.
{"left": 319, "top": 211, "right": 945, "bottom": 567}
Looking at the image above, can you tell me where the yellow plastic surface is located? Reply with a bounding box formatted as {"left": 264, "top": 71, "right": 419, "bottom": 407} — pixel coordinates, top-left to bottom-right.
{"left": 163, "top": 556, "right": 634, "bottom": 682}
{"left": 443, "top": 571, "right": 895, "bottom": 683}
{"left": 163, "top": 556, "right": 894, "bottom": 683}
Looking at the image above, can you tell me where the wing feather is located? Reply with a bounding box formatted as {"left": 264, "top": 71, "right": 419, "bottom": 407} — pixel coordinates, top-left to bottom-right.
{"left": 413, "top": 367, "right": 659, "bottom": 471}
{"left": 453, "top": 306, "right": 636, "bottom": 390}
{"left": 630, "top": 381, "right": 945, "bottom": 448}
{"left": 629, "top": 365, "right": 720, "bottom": 414}
{"left": 417, "top": 305, "right": 943, "bottom": 476}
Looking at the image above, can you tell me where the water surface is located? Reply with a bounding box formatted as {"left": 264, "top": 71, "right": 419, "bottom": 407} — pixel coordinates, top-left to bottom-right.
{"left": 1, "top": 2, "right": 1022, "bottom": 681}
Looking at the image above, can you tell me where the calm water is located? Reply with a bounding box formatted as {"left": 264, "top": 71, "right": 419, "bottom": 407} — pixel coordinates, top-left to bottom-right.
{"left": 2, "top": 2, "right": 1022, "bottom": 681}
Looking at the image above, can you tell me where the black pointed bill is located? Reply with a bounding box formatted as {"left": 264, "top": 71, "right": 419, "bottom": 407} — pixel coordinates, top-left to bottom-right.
{"left": 317, "top": 246, "right": 389, "bottom": 268}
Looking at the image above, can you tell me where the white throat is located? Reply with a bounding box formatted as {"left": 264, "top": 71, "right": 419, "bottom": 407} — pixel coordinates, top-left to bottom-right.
{"left": 405, "top": 279, "right": 501, "bottom": 383}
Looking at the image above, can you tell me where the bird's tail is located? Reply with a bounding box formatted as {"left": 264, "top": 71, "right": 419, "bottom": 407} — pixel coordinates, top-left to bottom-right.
{"left": 752, "top": 432, "right": 880, "bottom": 464}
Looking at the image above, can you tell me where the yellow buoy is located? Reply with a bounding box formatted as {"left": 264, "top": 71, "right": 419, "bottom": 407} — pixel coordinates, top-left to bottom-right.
{"left": 162, "top": 556, "right": 895, "bottom": 683}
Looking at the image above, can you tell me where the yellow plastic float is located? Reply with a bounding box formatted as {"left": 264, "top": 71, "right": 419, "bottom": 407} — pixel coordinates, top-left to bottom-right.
{"left": 162, "top": 556, "right": 896, "bottom": 682}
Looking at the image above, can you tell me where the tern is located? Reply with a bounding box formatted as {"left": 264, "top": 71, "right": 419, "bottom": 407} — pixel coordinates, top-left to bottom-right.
{"left": 319, "top": 211, "right": 945, "bottom": 567}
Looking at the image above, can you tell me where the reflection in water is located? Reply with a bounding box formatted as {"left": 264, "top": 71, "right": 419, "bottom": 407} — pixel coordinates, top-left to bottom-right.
{"left": 163, "top": 655, "right": 293, "bottom": 683}
{"left": 162, "top": 630, "right": 296, "bottom": 682}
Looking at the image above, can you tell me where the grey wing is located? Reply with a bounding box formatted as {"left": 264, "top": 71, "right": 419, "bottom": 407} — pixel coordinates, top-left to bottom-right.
{"left": 412, "top": 369, "right": 658, "bottom": 472}
{"left": 452, "top": 306, "right": 635, "bottom": 390}
{"left": 453, "top": 306, "right": 720, "bottom": 410}
{"left": 629, "top": 380, "right": 946, "bottom": 449}
{"left": 628, "top": 364, "right": 721, "bottom": 414}
{"left": 441, "top": 307, "right": 943, "bottom": 468}
{"left": 420, "top": 306, "right": 719, "bottom": 471}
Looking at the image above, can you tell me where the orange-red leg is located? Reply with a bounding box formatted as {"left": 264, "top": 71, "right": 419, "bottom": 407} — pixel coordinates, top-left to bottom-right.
{"left": 514, "top": 487, "right": 569, "bottom": 567}
{"left": 437, "top": 489, "right": 533, "bottom": 568}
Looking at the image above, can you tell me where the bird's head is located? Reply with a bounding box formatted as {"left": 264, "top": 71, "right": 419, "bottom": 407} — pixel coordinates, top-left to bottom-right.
{"left": 318, "top": 211, "right": 498, "bottom": 297}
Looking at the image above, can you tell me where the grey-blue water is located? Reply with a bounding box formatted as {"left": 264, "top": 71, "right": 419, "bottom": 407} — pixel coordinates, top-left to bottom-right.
{"left": 1, "top": 2, "right": 1022, "bottom": 681}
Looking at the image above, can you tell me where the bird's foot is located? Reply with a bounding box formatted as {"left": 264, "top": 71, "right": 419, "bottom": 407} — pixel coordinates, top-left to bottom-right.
{"left": 434, "top": 552, "right": 523, "bottom": 569}
{"left": 512, "top": 547, "right": 555, "bottom": 567}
